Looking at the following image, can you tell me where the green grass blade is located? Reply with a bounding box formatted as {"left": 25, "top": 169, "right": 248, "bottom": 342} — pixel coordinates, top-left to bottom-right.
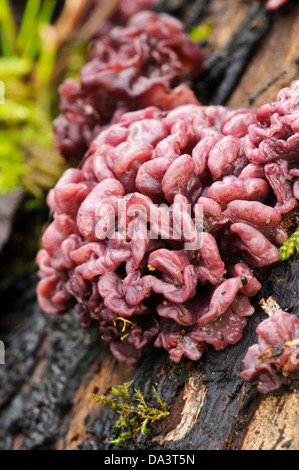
{"left": 18, "top": 0, "right": 57, "bottom": 62}
{"left": 34, "top": 34, "right": 57, "bottom": 91}
{"left": 0, "top": 0, "right": 17, "bottom": 56}
{"left": 17, "top": 0, "right": 42, "bottom": 58}
{"left": 37, "top": 0, "right": 57, "bottom": 25}
{"left": 28, "top": 0, "right": 58, "bottom": 90}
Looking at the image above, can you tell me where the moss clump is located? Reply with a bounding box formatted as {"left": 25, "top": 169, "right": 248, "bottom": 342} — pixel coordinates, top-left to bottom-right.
{"left": 279, "top": 225, "right": 299, "bottom": 261}
{"left": 92, "top": 381, "right": 169, "bottom": 445}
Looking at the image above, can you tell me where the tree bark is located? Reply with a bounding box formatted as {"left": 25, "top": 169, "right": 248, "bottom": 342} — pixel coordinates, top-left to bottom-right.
{"left": 0, "top": 0, "right": 299, "bottom": 451}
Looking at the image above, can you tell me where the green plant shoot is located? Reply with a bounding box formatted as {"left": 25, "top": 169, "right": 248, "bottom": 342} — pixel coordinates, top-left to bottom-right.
{"left": 279, "top": 225, "right": 299, "bottom": 261}
{"left": 0, "top": 0, "right": 66, "bottom": 196}
{"left": 92, "top": 381, "right": 169, "bottom": 445}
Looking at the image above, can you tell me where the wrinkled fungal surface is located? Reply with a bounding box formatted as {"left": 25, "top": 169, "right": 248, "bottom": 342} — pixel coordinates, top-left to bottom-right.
{"left": 53, "top": 11, "right": 204, "bottom": 164}
{"left": 245, "top": 81, "right": 299, "bottom": 214}
{"left": 240, "top": 310, "right": 299, "bottom": 393}
{"left": 37, "top": 81, "right": 299, "bottom": 370}
{"left": 253, "top": 0, "right": 289, "bottom": 10}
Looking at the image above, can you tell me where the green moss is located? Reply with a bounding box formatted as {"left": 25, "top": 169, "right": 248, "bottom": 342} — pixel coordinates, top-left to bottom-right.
{"left": 92, "top": 381, "right": 169, "bottom": 445}
{"left": 279, "top": 225, "right": 299, "bottom": 261}
{"left": 188, "top": 18, "right": 213, "bottom": 42}
{"left": 0, "top": 130, "right": 25, "bottom": 194}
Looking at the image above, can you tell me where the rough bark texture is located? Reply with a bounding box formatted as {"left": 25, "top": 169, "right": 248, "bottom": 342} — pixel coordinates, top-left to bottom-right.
{"left": 1, "top": 0, "right": 299, "bottom": 451}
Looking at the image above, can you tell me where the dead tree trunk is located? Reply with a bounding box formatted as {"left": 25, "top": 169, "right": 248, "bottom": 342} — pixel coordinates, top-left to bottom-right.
{"left": 0, "top": 0, "right": 299, "bottom": 451}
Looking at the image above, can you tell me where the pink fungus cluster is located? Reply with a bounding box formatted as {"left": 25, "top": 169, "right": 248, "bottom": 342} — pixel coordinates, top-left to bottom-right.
{"left": 37, "top": 80, "right": 299, "bottom": 367}
{"left": 253, "top": 0, "right": 289, "bottom": 11}
{"left": 240, "top": 310, "right": 299, "bottom": 393}
{"left": 53, "top": 11, "right": 204, "bottom": 164}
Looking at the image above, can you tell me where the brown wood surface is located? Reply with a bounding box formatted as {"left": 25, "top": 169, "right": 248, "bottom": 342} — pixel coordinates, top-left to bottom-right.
{"left": 229, "top": 1, "right": 299, "bottom": 111}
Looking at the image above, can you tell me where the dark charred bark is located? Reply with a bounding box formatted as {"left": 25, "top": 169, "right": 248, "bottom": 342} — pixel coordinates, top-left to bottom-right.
{"left": 195, "top": 3, "right": 270, "bottom": 105}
